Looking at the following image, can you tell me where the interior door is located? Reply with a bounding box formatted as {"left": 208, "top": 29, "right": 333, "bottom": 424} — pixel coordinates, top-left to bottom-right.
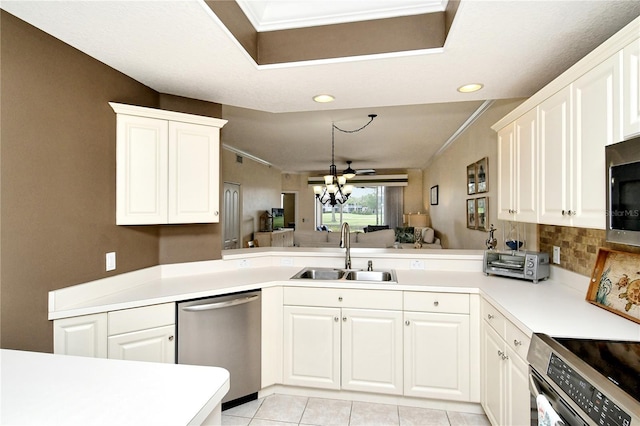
{"left": 223, "top": 182, "right": 240, "bottom": 249}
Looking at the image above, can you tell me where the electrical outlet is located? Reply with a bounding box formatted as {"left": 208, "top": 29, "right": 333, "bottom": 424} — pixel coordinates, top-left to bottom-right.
{"left": 106, "top": 252, "right": 116, "bottom": 271}
{"left": 239, "top": 259, "right": 250, "bottom": 268}
{"left": 280, "top": 257, "right": 294, "bottom": 266}
{"left": 410, "top": 260, "right": 425, "bottom": 270}
{"left": 553, "top": 246, "right": 561, "bottom": 264}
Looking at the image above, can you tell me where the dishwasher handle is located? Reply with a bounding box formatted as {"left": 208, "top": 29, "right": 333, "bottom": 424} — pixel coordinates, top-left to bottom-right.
{"left": 181, "top": 294, "right": 259, "bottom": 312}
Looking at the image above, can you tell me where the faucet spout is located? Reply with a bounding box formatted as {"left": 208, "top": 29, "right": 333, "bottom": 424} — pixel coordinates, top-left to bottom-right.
{"left": 340, "top": 222, "right": 351, "bottom": 270}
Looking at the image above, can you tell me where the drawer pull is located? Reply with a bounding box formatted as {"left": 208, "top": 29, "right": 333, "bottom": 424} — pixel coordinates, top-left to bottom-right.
{"left": 514, "top": 339, "right": 522, "bottom": 347}
{"left": 334, "top": 317, "right": 339, "bottom": 322}
{"left": 487, "top": 314, "right": 494, "bottom": 320}
{"left": 168, "top": 336, "right": 174, "bottom": 341}
{"left": 342, "top": 317, "right": 347, "bottom": 322}
{"left": 405, "top": 320, "right": 410, "bottom": 326}
{"left": 433, "top": 301, "right": 439, "bottom": 307}
{"left": 338, "top": 296, "right": 343, "bottom": 302}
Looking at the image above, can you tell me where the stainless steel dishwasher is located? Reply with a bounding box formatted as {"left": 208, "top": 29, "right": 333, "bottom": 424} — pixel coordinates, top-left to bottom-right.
{"left": 177, "top": 290, "right": 261, "bottom": 407}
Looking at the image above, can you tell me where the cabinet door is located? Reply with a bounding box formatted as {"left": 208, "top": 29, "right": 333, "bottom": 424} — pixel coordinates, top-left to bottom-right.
{"left": 497, "top": 123, "right": 516, "bottom": 220}
{"left": 506, "top": 349, "right": 531, "bottom": 426}
{"left": 168, "top": 122, "right": 220, "bottom": 223}
{"left": 539, "top": 86, "right": 572, "bottom": 226}
{"left": 108, "top": 325, "right": 175, "bottom": 363}
{"left": 481, "top": 324, "right": 505, "bottom": 426}
{"left": 341, "top": 308, "right": 403, "bottom": 395}
{"left": 623, "top": 39, "right": 640, "bottom": 139}
{"left": 572, "top": 54, "right": 620, "bottom": 229}
{"left": 116, "top": 115, "right": 168, "bottom": 225}
{"left": 404, "top": 312, "right": 470, "bottom": 401}
{"left": 54, "top": 313, "right": 108, "bottom": 358}
{"left": 283, "top": 305, "right": 341, "bottom": 389}
{"left": 514, "top": 108, "right": 538, "bottom": 222}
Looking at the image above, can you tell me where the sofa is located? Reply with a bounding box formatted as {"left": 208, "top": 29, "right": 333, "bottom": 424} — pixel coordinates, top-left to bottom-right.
{"left": 293, "top": 227, "right": 442, "bottom": 249}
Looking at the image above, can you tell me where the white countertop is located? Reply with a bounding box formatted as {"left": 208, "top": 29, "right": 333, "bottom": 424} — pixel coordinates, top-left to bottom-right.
{"left": 48, "top": 249, "right": 640, "bottom": 341}
{"left": 0, "top": 349, "right": 229, "bottom": 426}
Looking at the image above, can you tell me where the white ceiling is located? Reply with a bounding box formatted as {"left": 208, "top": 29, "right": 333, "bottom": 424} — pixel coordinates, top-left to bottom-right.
{"left": 2, "top": 1, "right": 639, "bottom": 173}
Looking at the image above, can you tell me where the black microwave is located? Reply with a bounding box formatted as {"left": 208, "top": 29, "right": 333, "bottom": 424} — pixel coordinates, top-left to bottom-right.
{"left": 606, "top": 136, "right": 640, "bottom": 246}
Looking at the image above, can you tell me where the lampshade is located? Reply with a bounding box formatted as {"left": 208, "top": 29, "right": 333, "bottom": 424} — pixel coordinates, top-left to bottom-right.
{"left": 407, "top": 213, "right": 428, "bottom": 228}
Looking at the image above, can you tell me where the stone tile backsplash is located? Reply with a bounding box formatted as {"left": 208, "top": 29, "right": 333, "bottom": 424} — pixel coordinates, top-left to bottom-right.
{"left": 538, "top": 224, "right": 640, "bottom": 277}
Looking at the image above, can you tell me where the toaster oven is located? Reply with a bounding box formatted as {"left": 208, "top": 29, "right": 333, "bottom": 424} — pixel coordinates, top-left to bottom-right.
{"left": 483, "top": 250, "right": 550, "bottom": 283}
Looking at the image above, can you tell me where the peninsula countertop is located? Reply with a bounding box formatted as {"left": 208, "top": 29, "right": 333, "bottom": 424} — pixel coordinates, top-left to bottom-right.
{"left": 48, "top": 248, "right": 640, "bottom": 342}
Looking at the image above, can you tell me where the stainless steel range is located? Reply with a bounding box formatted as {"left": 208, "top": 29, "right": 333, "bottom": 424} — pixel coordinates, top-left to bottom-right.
{"left": 528, "top": 333, "right": 640, "bottom": 426}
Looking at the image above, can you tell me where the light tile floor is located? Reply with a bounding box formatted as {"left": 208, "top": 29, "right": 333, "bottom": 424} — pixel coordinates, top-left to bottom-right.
{"left": 222, "top": 394, "right": 491, "bottom": 426}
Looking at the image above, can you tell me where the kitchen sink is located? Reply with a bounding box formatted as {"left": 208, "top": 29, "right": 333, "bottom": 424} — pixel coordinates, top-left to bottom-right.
{"left": 292, "top": 268, "right": 346, "bottom": 280}
{"left": 344, "top": 270, "right": 396, "bottom": 282}
{"left": 291, "top": 267, "right": 397, "bottom": 283}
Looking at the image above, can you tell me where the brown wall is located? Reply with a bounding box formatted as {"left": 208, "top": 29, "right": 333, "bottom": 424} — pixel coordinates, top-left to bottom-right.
{"left": 0, "top": 12, "right": 223, "bottom": 352}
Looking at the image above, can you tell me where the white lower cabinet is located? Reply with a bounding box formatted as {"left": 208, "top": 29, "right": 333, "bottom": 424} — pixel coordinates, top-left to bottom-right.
{"left": 283, "top": 287, "right": 476, "bottom": 402}
{"left": 108, "top": 324, "right": 175, "bottom": 363}
{"left": 107, "top": 303, "right": 176, "bottom": 363}
{"left": 404, "top": 311, "right": 470, "bottom": 401}
{"left": 283, "top": 305, "right": 341, "bottom": 389}
{"left": 342, "top": 308, "right": 403, "bottom": 395}
{"left": 283, "top": 287, "right": 403, "bottom": 395}
{"left": 53, "top": 303, "right": 176, "bottom": 364}
{"left": 481, "top": 300, "right": 531, "bottom": 426}
{"left": 53, "top": 312, "right": 108, "bottom": 358}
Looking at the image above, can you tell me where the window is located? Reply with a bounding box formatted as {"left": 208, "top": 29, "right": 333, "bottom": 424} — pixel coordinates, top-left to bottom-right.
{"left": 316, "top": 186, "right": 402, "bottom": 232}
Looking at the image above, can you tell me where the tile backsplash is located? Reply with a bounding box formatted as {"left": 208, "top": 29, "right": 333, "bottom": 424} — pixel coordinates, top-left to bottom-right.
{"left": 538, "top": 224, "right": 640, "bottom": 277}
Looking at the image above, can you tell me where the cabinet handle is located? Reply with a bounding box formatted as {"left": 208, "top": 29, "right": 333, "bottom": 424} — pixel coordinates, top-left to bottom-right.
{"left": 342, "top": 317, "right": 347, "bottom": 322}
{"left": 487, "top": 314, "right": 494, "bottom": 320}
{"left": 502, "top": 353, "right": 509, "bottom": 361}
{"left": 514, "top": 339, "right": 522, "bottom": 347}
{"left": 405, "top": 320, "right": 410, "bottom": 326}
{"left": 214, "top": 211, "right": 219, "bottom": 216}
{"left": 497, "top": 350, "right": 503, "bottom": 357}
{"left": 334, "top": 317, "right": 339, "bottom": 322}
{"left": 338, "top": 296, "right": 343, "bottom": 302}
{"left": 433, "top": 301, "right": 439, "bottom": 307}
{"left": 168, "top": 336, "right": 174, "bottom": 341}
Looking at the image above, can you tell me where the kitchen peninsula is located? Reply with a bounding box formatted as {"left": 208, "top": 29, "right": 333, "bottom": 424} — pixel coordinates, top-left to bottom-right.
{"left": 46, "top": 248, "right": 640, "bottom": 422}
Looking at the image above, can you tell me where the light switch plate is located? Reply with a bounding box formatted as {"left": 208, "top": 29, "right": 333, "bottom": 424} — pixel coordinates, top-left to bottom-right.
{"left": 106, "top": 252, "right": 116, "bottom": 271}
{"left": 280, "top": 257, "right": 294, "bottom": 266}
{"left": 239, "top": 259, "right": 250, "bottom": 268}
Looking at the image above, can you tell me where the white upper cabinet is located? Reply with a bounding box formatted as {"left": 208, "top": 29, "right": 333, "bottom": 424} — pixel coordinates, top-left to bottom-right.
{"left": 622, "top": 39, "right": 640, "bottom": 139}
{"left": 571, "top": 53, "right": 620, "bottom": 228}
{"left": 539, "top": 54, "right": 619, "bottom": 229}
{"left": 110, "top": 103, "right": 227, "bottom": 225}
{"left": 497, "top": 108, "right": 538, "bottom": 222}
{"left": 538, "top": 87, "right": 572, "bottom": 226}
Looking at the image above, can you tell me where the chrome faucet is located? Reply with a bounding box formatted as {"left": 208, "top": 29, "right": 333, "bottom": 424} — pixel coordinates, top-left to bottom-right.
{"left": 340, "top": 222, "right": 351, "bottom": 270}
{"left": 367, "top": 260, "right": 373, "bottom": 271}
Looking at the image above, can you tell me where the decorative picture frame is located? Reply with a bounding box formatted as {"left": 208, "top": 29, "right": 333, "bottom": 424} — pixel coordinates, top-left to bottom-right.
{"left": 586, "top": 248, "right": 640, "bottom": 324}
{"left": 430, "top": 185, "right": 439, "bottom": 206}
{"left": 467, "top": 163, "right": 476, "bottom": 195}
{"left": 476, "top": 197, "right": 488, "bottom": 231}
{"left": 466, "top": 199, "right": 476, "bottom": 229}
{"left": 476, "top": 157, "right": 488, "bottom": 193}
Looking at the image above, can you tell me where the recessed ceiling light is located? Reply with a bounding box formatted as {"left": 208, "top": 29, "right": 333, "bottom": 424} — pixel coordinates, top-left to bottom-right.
{"left": 457, "top": 83, "right": 484, "bottom": 93}
{"left": 313, "top": 94, "right": 335, "bottom": 103}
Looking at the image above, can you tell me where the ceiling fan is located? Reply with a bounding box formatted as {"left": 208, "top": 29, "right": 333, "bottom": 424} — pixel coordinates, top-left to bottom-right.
{"left": 344, "top": 160, "right": 376, "bottom": 176}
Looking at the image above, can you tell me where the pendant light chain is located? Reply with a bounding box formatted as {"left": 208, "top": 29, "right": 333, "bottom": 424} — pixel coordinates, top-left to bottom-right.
{"left": 314, "top": 114, "right": 377, "bottom": 207}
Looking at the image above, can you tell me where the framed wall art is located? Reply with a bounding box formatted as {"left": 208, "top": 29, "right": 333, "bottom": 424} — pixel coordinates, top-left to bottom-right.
{"left": 476, "top": 157, "right": 488, "bottom": 193}
{"left": 476, "top": 197, "right": 488, "bottom": 231}
{"left": 466, "top": 199, "right": 476, "bottom": 229}
{"left": 467, "top": 163, "right": 476, "bottom": 195}
{"left": 430, "top": 185, "right": 439, "bottom": 205}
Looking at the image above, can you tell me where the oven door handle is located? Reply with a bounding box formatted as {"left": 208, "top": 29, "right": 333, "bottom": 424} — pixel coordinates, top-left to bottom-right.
{"left": 529, "top": 371, "right": 542, "bottom": 396}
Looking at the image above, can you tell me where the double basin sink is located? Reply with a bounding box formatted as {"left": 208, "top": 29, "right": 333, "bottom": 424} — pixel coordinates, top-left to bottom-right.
{"left": 291, "top": 267, "right": 397, "bottom": 283}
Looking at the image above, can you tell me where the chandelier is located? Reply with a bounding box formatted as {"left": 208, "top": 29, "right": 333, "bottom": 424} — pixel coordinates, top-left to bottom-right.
{"left": 314, "top": 114, "right": 377, "bottom": 206}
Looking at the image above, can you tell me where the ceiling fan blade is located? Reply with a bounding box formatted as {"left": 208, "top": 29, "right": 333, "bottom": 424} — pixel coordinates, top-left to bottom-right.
{"left": 355, "top": 169, "right": 376, "bottom": 175}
